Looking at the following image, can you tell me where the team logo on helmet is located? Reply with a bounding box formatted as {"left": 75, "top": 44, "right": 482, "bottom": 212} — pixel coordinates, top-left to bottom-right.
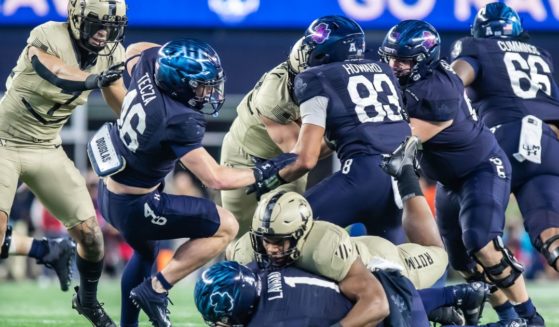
{"left": 310, "top": 23, "right": 332, "bottom": 44}
{"left": 420, "top": 31, "right": 437, "bottom": 50}
{"left": 209, "top": 292, "right": 234, "bottom": 314}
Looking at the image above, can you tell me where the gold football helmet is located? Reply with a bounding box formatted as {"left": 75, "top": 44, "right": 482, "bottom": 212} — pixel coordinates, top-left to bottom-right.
{"left": 250, "top": 191, "right": 313, "bottom": 268}
{"left": 68, "top": 0, "right": 127, "bottom": 55}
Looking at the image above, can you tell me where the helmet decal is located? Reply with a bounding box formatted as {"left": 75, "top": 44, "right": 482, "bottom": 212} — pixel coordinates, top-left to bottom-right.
{"left": 209, "top": 292, "right": 234, "bottom": 314}
{"left": 420, "top": 30, "right": 437, "bottom": 51}
{"left": 310, "top": 23, "right": 332, "bottom": 44}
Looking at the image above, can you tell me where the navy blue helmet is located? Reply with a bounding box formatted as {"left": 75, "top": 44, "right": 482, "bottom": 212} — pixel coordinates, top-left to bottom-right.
{"left": 301, "top": 15, "right": 365, "bottom": 68}
{"left": 379, "top": 20, "right": 441, "bottom": 83}
{"left": 194, "top": 261, "right": 260, "bottom": 326}
{"left": 471, "top": 2, "right": 523, "bottom": 39}
{"left": 155, "top": 39, "right": 225, "bottom": 115}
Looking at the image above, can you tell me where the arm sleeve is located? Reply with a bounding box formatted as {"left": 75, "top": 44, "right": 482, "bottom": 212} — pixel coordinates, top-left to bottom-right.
{"left": 300, "top": 96, "right": 329, "bottom": 128}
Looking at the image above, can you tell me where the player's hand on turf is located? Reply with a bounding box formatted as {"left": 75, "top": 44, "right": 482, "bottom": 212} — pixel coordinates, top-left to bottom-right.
{"left": 247, "top": 153, "right": 297, "bottom": 200}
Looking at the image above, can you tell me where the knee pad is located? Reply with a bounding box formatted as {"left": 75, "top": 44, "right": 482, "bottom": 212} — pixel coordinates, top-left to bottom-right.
{"left": 533, "top": 234, "right": 559, "bottom": 270}
{"left": 1, "top": 225, "right": 12, "bottom": 259}
{"left": 476, "top": 236, "right": 524, "bottom": 289}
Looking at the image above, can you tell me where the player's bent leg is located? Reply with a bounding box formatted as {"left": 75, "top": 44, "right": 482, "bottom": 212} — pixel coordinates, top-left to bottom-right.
{"left": 515, "top": 174, "right": 559, "bottom": 271}
{"left": 130, "top": 205, "right": 238, "bottom": 327}
{"left": 402, "top": 196, "right": 444, "bottom": 248}
{"left": 0, "top": 212, "right": 10, "bottom": 258}
{"left": 68, "top": 217, "right": 115, "bottom": 327}
{"left": 397, "top": 243, "right": 448, "bottom": 289}
{"left": 473, "top": 238, "right": 544, "bottom": 326}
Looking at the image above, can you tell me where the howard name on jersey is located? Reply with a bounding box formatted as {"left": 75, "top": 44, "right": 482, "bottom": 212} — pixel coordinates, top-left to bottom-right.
{"left": 451, "top": 37, "right": 559, "bottom": 127}
{"left": 403, "top": 61, "right": 500, "bottom": 185}
{"left": 0, "top": 21, "right": 124, "bottom": 143}
{"left": 293, "top": 59, "right": 411, "bottom": 161}
{"left": 110, "top": 47, "right": 205, "bottom": 188}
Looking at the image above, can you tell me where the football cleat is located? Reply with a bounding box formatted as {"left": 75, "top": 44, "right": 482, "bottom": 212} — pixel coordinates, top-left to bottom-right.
{"left": 36, "top": 237, "right": 76, "bottom": 291}
{"left": 524, "top": 312, "right": 545, "bottom": 327}
{"left": 428, "top": 306, "right": 465, "bottom": 326}
{"left": 130, "top": 278, "right": 173, "bottom": 327}
{"left": 72, "top": 286, "right": 116, "bottom": 327}
{"left": 380, "top": 135, "right": 421, "bottom": 178}
{"left": 452, "top": 281, "right": 491, "bottom": 325}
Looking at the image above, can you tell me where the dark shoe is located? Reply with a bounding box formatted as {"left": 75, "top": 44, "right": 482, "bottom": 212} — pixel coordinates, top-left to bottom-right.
{"left": 480, "top": 318, "right": 528, "bottom": 327}
{"left": 525, "top": 312, "right": 545, "bottom": 327}
{"left": 380, "top": 136, "right": 420, "bottom": 177}
{"left": 452, "top": 281, "right": 490, "bottom": 325}
{"left": 72, "top": 286, "right": 116, "bottom": 327}
{"left": 428, "top": 306, "right": 465, "bottom": 326}
{"left": 37, "top": 237, "right": 76, "bottom": 291}
{"left": 130, "top": 278, "right": 172, "bottom": 327}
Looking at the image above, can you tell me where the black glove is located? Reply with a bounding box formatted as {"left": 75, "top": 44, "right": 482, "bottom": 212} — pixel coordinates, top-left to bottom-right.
{"left": 84, "top": 62, "right": 125, "bottom": 89}
{"left": 246, "top": 153, "right": 297, "bottom": 200}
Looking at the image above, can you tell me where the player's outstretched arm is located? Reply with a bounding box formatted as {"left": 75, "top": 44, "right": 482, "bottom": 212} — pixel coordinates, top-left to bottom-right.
{"left": 180, "top": 147, "right": 256, "bottom": 190}
{"left": 28, "top": 46, "right": 89, "bottom": 82}
{"left": 337, "top": 259, "right": 389, "bottom": 327}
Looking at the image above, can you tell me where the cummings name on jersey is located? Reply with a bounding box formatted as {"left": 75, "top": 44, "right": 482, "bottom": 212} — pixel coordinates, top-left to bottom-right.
{"left": 497, "top": 41, "right": 540, "bottom": 55}
{"left": 342, "top": 63, "right": 384, "bottom": 75}
{"left": 137, "top": 72, "right": 157, "bottom": 106}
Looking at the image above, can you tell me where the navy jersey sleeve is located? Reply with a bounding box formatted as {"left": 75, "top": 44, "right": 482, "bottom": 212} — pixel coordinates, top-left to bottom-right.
{"left": 404, "top": 85, "right": 458, "bottom": 122}
{"left": 165, "top": 114, "right": 205, "bottom": 157}
{"left": 293, "top": 70, "right": 326, "bottom": 105}
{"left": 450, "top": 37, "right": 479, "bottom": 62}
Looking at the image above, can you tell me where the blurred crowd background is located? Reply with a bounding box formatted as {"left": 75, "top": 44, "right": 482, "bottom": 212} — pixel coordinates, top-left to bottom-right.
{"left": 1, "top": 0, "right": 559, "bottom": 284}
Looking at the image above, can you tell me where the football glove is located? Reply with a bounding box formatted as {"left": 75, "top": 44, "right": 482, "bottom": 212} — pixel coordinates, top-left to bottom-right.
{"left": 247, "top": 153, "right": 297, "bottom": 200}
{"left": 85, "top": 62, "right": 125, "bottom": 89}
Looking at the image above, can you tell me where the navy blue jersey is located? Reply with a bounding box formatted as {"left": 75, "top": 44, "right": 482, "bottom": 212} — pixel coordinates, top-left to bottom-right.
{"left": 248, "top": 266, "right": 352, "bottom": 327}
{"left": 451, "top": 37, "right": 559, "bottom": 127}
{"left": 294, "top": 59, "right": 411, "bottom": 161}
{"left": 404, "top": 61, "right": 499, "bottom": 185}
{"left": 110, "top": 47, "right": 205, "bottom": 188}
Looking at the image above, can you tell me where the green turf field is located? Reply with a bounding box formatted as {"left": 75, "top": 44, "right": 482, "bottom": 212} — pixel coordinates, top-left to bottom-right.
{"left": 0, "top": 278, "right": 558, "bottom": 326}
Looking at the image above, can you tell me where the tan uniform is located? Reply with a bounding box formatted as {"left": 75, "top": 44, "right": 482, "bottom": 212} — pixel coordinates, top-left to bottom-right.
{"left": 228, "top": 221, "right": 448, "bottom": 288}
{"left": 0, "top": 21, "right": 124, "bottom": 227}
{"left": 220, "top": 62, "right": 307, "bottom": 234}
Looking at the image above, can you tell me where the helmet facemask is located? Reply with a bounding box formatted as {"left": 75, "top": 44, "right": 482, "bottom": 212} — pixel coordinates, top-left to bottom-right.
{"left": 186, "top": 76, "right": 226, "bottom": 116}
{"left": 68, "top": 0, "right": 127, "bottom": 56}
{"left": 250, "top": 191, "right": 313, "bottom": 270}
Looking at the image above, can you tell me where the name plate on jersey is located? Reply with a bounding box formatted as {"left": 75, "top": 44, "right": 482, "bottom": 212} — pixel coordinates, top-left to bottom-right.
{"left": 87, "top": 123, "right": 126, "bottom": 177}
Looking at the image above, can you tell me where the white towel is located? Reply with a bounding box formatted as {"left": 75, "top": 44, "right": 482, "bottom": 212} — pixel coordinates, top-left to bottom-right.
{"left": 391, "top": 177, "right": 404, "bottom": 210}
{"left": 513, "top": 115, "right": 542, "bottom": 164}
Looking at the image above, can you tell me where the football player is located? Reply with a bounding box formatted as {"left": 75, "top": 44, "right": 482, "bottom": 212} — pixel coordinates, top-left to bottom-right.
{"left": 91, "top": 39, "right": 296, "bottom": 327}
{"left": 450, "top": 2, "right": 559, "bottom": 274}
{"left": 194, "top": 261, "right": 503, "bottom": 327}
{"left": 0, "top": 0, "right": 127, "bottom": 326}
{"left": 221, "top": 37, "right": 327, "bottom": 236}
{"left": 227, "top": 187, "right": 449, "bottom": 326}
{"left": 269, "top": 15, "right": 411, "bottom": 243}
{"left": 379, "top": 20, "right": 544, "bottom": 326}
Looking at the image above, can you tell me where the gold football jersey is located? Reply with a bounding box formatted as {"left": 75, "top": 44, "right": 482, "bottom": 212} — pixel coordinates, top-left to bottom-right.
{"left": 0, "top": 21, "right": 125, "bottom": 143}
{"left": 227, "top": 221, "right": 357, "bottom": 282}
{"left": 227, "top": 220, "right": 448, "bottom": 287}
{"left": 228, "top": 62, "right": 300, "bottom": 159}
